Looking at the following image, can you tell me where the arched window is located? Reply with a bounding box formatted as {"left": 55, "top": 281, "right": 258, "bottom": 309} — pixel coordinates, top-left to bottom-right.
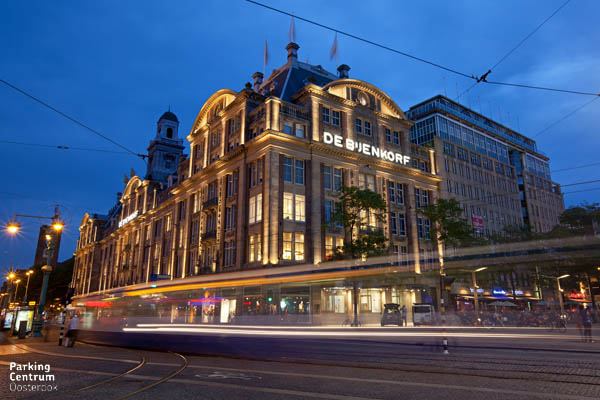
{"left": 167, "top": 127, "right": 173, "bottom": 138}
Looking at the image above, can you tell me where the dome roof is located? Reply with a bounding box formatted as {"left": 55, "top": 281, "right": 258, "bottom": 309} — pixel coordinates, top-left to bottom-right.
{"left": 159, "top": 110, "right": 178, "bottom": 123}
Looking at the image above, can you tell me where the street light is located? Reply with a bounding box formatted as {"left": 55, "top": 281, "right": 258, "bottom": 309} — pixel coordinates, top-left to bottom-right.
{"left": 6, "top": 220, "right": 21, "bottom": 234}
{"left": 6, "top": 271, "right": 16, "bottom": 304}
{"left": 24, "top": 270, "right": 33, "bottom": 303}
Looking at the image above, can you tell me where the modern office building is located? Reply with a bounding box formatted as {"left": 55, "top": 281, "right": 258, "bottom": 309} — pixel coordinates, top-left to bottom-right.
{"left": 407, "top": 95, "right": 564, "bottom": 235}
{"left": 72, "top": 43, "right": 445, "bottom": 324}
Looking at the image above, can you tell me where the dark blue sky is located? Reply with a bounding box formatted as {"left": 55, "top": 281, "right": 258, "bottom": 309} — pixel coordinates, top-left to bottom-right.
{"left": 1, "top": 0, "right": 598, "bottom": 273}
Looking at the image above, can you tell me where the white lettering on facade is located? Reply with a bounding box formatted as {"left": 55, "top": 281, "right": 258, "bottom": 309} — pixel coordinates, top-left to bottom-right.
{"left": 118, "top": 210, "right": 139, "bottom": 228}
{"left": 322, "top": 132, "right": 411, "bottom": 166}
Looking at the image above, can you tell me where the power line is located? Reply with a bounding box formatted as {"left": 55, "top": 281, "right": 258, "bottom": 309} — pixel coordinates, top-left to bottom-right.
{"left": 485, "top": 80, "right": 598, "bottom": 97}
{"left": 552, "top": 161, "right": 600, "bottom": 173}
{"left": 533, "top": 96, "right": 599, "bottom": 138}
{"left": 0, "top": 79, "right": 146, "bottom": 160}
{"left": 247, "top": 1, "right": 596, "bottom": 98}
{"left": 0, "top": 140, "right": 131, "bottom": 155}
{"left": 561, "top": 179, "right": 600, "bottom": 187}
{"left": 246, "top": 0, "right": 473, "bottom": 79}
{"left": 456, "top": 0, "right": 571, "bottom": 101}
{"left": 563, "top": 187, "right": 600, "bottom": 195}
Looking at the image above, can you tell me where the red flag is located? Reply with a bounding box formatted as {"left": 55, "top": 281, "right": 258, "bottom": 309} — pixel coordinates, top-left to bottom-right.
{"left": 329, "top": 32, "right": 338, "bottom": 64}
{"left": 263, "top": 39, "right": 269, "bottom": 75}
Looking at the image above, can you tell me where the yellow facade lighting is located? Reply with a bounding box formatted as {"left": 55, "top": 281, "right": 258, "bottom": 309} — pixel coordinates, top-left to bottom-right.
{"left": 475, "top": 267, "right": 488, "bottom": 272}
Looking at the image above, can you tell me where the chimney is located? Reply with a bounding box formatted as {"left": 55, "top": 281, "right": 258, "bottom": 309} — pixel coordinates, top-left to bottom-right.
{"left": 286, "top": 42, "right": 299, "bottom": 65}
{"left": 252, "top": 72, "right": 263, "bottom": 91}
{"left": 337, "top": 64, "right": 350, "bottom": 79}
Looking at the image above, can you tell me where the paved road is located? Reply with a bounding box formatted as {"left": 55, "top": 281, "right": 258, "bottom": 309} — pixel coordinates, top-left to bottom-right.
{"left": 2, "top": 332, "right": 600, "bottom": 400}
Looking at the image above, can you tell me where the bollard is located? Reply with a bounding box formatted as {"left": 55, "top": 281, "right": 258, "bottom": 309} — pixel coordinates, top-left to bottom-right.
{"left": 58, "top": 324, "right": 64, "bottom": 346}
{"left": 442, "top": 328, "right": 449, "bottom": 355}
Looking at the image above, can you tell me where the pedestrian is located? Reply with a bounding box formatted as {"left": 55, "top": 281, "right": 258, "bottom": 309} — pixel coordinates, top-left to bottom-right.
{"left": 576, "top": 305, "right": 585, "bottom": 342}
{"left": 401, "top": 305, "right": 408, "bottom": 327}
{"left": 65, "top": 314, "right": 79, "bottom": 347}
{"left": 583, "top": 307, "right": 593, "bottom": 343}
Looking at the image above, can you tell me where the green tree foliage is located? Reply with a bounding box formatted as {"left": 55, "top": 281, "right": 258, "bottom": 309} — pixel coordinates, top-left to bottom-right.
{"left": 557, "top": 202, "right": 600, "bottom": 236}
{"left": 331, "top": 185, "right": 388, "bottom": 259}
{"left": 420, "top": 198, "right": 479, "bottom": 248}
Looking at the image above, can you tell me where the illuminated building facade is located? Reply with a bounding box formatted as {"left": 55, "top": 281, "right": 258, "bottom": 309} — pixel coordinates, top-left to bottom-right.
{"left": 72, "top": 43, "right": 443, "bottom": 322}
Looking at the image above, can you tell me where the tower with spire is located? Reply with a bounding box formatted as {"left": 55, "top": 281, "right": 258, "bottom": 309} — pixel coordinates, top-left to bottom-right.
{"left": 145, "top": 110, "right": 184, "bottom": 183}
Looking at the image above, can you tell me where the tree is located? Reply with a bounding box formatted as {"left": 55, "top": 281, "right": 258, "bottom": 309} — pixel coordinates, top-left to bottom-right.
{"left": 557, "top": 202, "right": 600, "bottom": 236}
{"left": 330, "top": 185, "right": 388, "bottom": 259}
{"left": 421, "top": 198, "right": 480, "bottom": 249}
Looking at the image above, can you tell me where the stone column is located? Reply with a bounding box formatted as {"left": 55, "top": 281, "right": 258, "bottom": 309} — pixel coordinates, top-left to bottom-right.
{"left": 406, "top": 183, "right": 421, "bottom": 274}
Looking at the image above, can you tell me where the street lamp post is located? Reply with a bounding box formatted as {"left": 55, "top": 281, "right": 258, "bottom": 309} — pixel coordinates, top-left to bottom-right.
{"left": 556, "top": 274, "right": 570, "bottom": 316}
{"left": 6, "top": 271, "right": 16, "bottom": 304}
{"left": 24, "top": 270, "right": 33, "bottom": 303}
{"left": 471, "top": 267, "right": 488, "bottom": 313}
{"left": 14, "top": 279, "right": 21, "bottom": 303}
{"left": 5, "top": 206, "right": 64, "bottom": 337}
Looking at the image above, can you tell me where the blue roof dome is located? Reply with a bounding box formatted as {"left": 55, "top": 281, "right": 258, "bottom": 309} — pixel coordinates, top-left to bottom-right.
{"left": 159, "top": 110, "right": 178, "bottom": 123}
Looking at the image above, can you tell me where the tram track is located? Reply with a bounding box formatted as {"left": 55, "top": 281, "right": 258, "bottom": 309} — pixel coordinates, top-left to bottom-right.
{"left": 12, "top": 342, "right": 189, "bottom": 399}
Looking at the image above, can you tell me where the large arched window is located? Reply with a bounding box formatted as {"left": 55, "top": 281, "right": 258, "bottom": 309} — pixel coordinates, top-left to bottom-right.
{"left": 167, "top": 127, "right": 173, "bottom": 138}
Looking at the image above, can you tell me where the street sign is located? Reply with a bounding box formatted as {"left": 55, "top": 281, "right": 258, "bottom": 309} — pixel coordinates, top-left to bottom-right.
{"left": 472, "top": 215, "right": 484, "bottom": 230}
{"left": 28, "top": 301, "right": 36, "bottom": 306}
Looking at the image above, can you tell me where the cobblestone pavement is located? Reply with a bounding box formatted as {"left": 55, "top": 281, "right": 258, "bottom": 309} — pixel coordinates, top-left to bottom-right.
{"left": 1, "top": 334, "right": 600, "bottom": 400}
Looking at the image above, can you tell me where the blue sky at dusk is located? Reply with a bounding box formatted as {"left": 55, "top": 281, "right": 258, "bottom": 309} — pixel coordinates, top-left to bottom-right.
{"left": 1, "top": 0, "right": 599, "bottom": 273}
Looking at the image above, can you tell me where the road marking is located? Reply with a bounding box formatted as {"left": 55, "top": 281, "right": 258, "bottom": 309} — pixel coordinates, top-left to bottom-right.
{"left": 196, "top": 371, "right": 262, "bottom": 380}
{"left": 0, "top": 362, "right": 596, "bottom": 399}
{"left": 15, "top": 344, "right": 138, "bottom": 364}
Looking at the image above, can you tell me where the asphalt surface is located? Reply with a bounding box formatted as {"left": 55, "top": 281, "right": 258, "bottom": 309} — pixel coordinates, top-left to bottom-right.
{"left": 1, "top": 327, "right": 600, "bottom": 399}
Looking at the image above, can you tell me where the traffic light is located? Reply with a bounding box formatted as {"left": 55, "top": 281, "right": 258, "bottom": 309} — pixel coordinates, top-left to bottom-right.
{"left": 443, "top": 276, "right": 455, "bottom": 291}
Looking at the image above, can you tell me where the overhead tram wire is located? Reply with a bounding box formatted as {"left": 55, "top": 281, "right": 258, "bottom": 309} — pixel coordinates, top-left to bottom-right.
{"left": 563, "top": 187, "right": 600, "bottom": 195}
{"left": 456, "top": 0, "right": 572, "bottom": 100}
{"left": 246, "top": 0, "right": 473, "bottom": 80}
{"left": 0, "top": 79, "right": 146, "bottom": 161}
{"left": 0, "top": 140, "right": 131, "bottom": 155}
{"left": 552, "top": 161, "right": 600, "bottom": 173}
{"left": 533, "top": 96, "right": 600, "bottom": 138}
{"left": 247, "top": 1, "right": 595, "bottom": 98}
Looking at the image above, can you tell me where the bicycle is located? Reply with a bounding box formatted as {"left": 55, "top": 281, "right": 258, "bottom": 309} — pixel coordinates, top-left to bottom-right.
{"left": 342, "top": 318, "right": 361, "bottom": 327}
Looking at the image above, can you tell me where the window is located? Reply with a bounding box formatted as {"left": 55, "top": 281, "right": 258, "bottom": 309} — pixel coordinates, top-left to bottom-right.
{"left": 225, "top": 207, "right": 232, "bottom": 231}
{"left": 283, "top": 157, "right": 293, "bottom": 183}
{"left": 283, "top": 193, "right": 293, "bottom": 220}
{"left": 397, "top": 214, "right": 406, "bottom": 236}
{"left": 332, "top": 110, "right": 340, "bottom": 126}
{"left": 295, "top": 160, "right": 305, "bottom": 185}
{"left": 393, "top": 130, "right": 400, "bottom": 145}
{"left": 283, "top": 232, "right": 293, "bottom": 260}
{"left": 443, "top": 142, "right": 455, "bottom": 156}
{"left": 355, "top": 118, "right": 362, "bottom": 134}
{"left": 295, "top": 194, "right": 305, "bottom": 221}
{"left": 414, "top": 188, "right": 429, "bottom": 208}
{"left": 364, "top": 121, "right": 371, "bottom": 136}
{"left": 283, "top": 232, "right": 305, "bottom": 261}
{"left": 457, "top": 147, "right": 468, "bottom": 161}
{"left": 322, "top": 107, "right": 330, "bottom": 124}
{"left": 165, "top": 214, "right": 172, "bottom": 232}
{"left": 295, "top": 233, "right": 305, "bottom": 261}
{"left": 324, "top": 200, "right": 333, "bottom": 223}
{"left": 388, "top": 181, "right": 404, "bottom": 205}
{"left": 283, "top": 122, "right": 293, "bottom": 134}
{"left": 333, "top": 168, "right": 342, "bottom": 191}
{"left": 325, "top": 236, "right": 344, "bottom": 259}
{"left": 358, "top": 173, "right": 375, "bottom": 191}
{"left": 417, "top": 217, "right": 430, "bottom": 240}
{"left": 385, "top": 128, "right": 391, "bottom": 142}
{"left": 224, "top": 241, "right": 236, "bottom": 266}
{"left": 390, "top": 213, "right": 406, "bottom": 236}
{"left": 295, "top": 124, "right": 305, "bottom": 138}
{"left": 248, "top": 194, "right": 262, "bottom": 224}
{"left": 248, "top": 158, "right": 263, "bottom": 187}
{"left": 249, "top": 235, "right": 255, "bottom": 262}
{"left": 323, "top": 166, "right": 331, "bottom": 190}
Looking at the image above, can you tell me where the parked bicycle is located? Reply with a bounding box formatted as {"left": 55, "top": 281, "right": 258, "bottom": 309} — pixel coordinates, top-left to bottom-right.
{"left": 544, "top": 314, "right": 567, "bottom": 333}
